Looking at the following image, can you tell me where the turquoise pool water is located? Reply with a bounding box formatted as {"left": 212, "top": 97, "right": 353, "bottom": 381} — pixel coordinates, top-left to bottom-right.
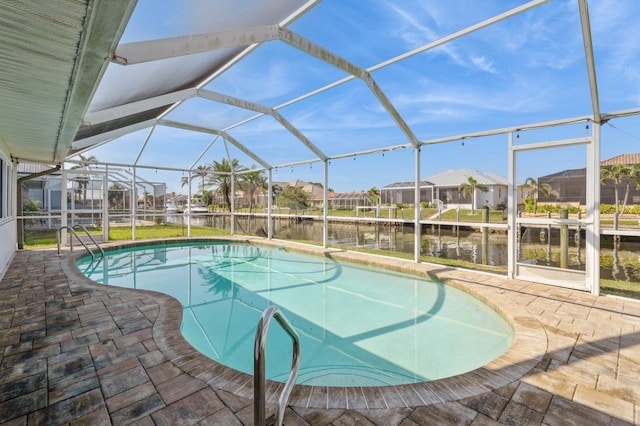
{"left": 77, "top": 241, "right": 513, "bottom": 387}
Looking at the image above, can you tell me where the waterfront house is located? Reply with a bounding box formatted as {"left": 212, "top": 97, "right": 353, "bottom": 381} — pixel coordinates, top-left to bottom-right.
{"left": 381, "top": 168, "right": 508, "bottom": 210}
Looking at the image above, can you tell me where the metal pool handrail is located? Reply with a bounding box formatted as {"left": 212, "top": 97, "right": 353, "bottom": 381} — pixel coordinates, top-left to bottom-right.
{"left": 56, "top": 225, "right": 104, "bottom": 260}
{"left": 254, "top": 305, "right": 300, "bottom": 426}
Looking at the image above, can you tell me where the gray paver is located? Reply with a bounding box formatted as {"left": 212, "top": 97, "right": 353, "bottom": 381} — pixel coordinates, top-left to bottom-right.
{"left": 0, "top": 245, "right": 638, "bottom": 425}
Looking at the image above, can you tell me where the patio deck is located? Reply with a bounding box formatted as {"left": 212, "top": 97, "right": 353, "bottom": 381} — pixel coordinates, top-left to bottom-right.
{"left": 0, "top": 240, "right": 639, "bottom": 425}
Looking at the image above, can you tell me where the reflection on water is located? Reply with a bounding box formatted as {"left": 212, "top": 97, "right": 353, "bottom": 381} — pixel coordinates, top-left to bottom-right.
{"left": 170, "top": 215, "right": 640, "bottom": 282}
{"left": 268, "top": 219, "right": 640, "bottom": 282}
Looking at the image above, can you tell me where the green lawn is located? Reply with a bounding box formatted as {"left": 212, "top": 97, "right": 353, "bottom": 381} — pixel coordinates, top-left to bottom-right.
{"left": 600, "top": 279, "right": 640, "bottom": 299}
{"left": 24, "top": 224, "right": 230, "bottom": 249}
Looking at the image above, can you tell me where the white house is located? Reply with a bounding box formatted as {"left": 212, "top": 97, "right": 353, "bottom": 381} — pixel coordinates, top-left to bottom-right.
{"left": 381, "top": 168, "right": 509, "bottom": 210}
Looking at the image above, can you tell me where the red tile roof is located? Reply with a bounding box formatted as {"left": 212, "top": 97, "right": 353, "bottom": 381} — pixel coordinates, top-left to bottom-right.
{"left": 601, "top": 153, "right": 640, "bottom": 166}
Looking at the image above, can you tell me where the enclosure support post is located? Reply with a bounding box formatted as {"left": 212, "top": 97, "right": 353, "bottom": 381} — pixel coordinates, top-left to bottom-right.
{"left": 414, "top": 147, "right": 421, "bottom": 263}
{"left": 585, "top": 122, "right": 600, "bottom": 295}
{"left": 230, "top": 173, "right": 235, "bottom": 235}
{"left": 61, "top": 169, "right": 68, "bottom": 246}
{"left": 323, "top": 160, "right": 329, "bottom": 248}
{"left": 103, "top": 166, "right": 109, "bottom": 242}
{"left": 267, "top": 169, "right": 273, "bottom": 239}
{"left": 132, "top": 167, "right": 137, "bottom": 240}
{"left": 187, "top": 171, "right": 191, "bottom": 237}
{"left": 507, "top": 132, "right": 516, "bottom": 278}
{"left": 482, "top": 206, "right": 489, "bottom": 265}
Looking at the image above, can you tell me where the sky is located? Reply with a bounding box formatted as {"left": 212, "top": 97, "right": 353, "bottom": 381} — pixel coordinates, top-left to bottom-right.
{"left": 79, "top": 0, "right": 640, "bottom": 195}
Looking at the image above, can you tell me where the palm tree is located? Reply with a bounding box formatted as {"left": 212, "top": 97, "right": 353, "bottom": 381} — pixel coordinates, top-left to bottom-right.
{"left": 239, "top": 168, "right": 267, "bottom": 212}
{"left": 206, "top": 158, "right": 245, "bottom": 211}
{"left": 193, "top": 165, "right": 209, "bottom": 198}
{"left": 458, "top": 176, "right": 488, "bottom": 214}
{"left": 367, "top": 186, "right": 380, "bottom": 206}
{"left": 70, "top": 154, "right": 97, "bottom": 204}
{"left": 601, "top": 163, "right": 638, "bottom": 216}
{"left": 523, "top": 177, "right": 552, "bottom": 214}
{"left": 181, "top": 165, "right": 210, "bottom": 199}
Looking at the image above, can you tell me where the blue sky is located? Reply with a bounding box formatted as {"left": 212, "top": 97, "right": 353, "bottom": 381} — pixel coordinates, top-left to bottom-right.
{"left": 82, "top": 0, "right": 640, "bottom": 195}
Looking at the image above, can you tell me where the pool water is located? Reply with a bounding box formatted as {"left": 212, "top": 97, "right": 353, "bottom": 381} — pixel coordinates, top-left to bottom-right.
{"left": 78, "top": 241, "right": 513, "bottom": 387}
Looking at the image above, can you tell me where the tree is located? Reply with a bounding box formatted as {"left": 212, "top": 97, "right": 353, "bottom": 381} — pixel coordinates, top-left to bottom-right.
{"left": 206, "top": 158, "right": 245, "bottom": 211}
{"left": 193, "top": 165, "right": 209, "bottom": 197}
{"left": 271, "top": 183, "right": 283, "bottom": 207}
{"left": 601, "top": 164, "right": 635, "bottom": 216}
{"left": 458, "top": 176, "right": 488, "bottom": 214}
{"left": 201, "top": 190, "right": 213, "bottom": 207}
{"left": 522, "top": 177, "right": 552, "bottom": 214}
{"left": 278, "top": 185, "right": 309, "bottom": 209}
{"left": 367, "top": 186, "right": 380, "bottom": 206}
{"left": 180, "top": 175, "right": 189, "bottom": 189}
{"left": 70, "top": 154, "right": 96, "bottom": 204}
{"left": 239, "top": 167, "right": 267, "bottom": 212}
{"left": 108, "top": 183, "right": 125, "bottom": 209}
{"left": 181, "top": 165, "right": 209, "bottom": 198}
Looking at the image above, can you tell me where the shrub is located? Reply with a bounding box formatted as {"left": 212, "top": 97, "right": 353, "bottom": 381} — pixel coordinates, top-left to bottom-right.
{"left": 523, "top": 197, "right": 534, "bottom": 213}
{"left": 23, "top": 200, "right": 40, "bottom": 212}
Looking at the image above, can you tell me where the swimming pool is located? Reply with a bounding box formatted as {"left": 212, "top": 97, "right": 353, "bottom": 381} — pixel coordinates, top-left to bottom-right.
{"left": 77, "top": 241, "right": 513, "bottom": 387}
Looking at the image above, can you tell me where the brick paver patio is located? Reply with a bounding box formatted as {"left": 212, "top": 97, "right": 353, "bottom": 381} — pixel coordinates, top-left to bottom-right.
{"left": 0, "top": 239, "right": 639, "bottom": 425}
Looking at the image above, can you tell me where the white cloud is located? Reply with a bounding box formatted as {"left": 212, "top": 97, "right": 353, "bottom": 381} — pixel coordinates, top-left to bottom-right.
{"left": 470, "top": 56, "right": 497, "bottom": 74}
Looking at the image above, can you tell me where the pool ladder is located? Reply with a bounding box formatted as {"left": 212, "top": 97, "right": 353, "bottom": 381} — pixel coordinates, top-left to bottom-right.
{"left": 254, "top": 305, "right": 300, "bottom": 426}
{"left": 56, "top": 224, "right": 105, "bottom": 261}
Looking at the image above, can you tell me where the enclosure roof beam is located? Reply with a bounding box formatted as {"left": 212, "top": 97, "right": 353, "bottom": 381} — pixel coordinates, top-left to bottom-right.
{"left": 419, "top": 114, "right": 594, "bottom": 146}
{"left": 158, "top": 119, "right": 271, "bottom": 170}
{"left": 83, "top": 88, "right": 196, "bottom": 125}
{"left": 577, "top": 0, "right": 601, "bottom": 124}
{"left": 158, "top": 119, "right": 221, "bottom": 135}
{"left": 190, "top": 135, "right": 220, "bottom": 170}
{"left": 71, "top": 119, "right": 157, "bottom": 152}
{"left": 220, "top": 132, "right": 272, "bottom": 170}
{"left": 111, "top": 25, "right": 281, "bottom": 65}
{"left": 370, "top": 0, "right": 549, "bottom": 72}
{"left": 197, "top": 89, "right": 327, "bottom": 160}
{"left": 133, "top": 126, "right": 156, "bottom": 166}
{"left": 278, "top": 28, "right": 420, "bottom": 148}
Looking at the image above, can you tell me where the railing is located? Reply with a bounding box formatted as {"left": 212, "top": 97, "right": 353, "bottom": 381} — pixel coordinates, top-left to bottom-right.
{"left": 254, "top": 305, "right": 300, "bottom": 426}
{"left": 56, "top": 224, "right": 105, "bottom": 261}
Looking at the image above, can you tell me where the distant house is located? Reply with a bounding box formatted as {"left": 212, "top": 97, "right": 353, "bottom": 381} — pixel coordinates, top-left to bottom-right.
{"left": 381, "top": 168, "right": 509, "bottom": 209}
{"left": 309, "top": 191, "right": 371, "bottom": 209}
{"left": 538, "top": 153, "right": 640, "bottom": 205}
{"left": 284, "top": 179, "right": 324, "bottom": 197}
{"left": 257, "top": 179, "right": 325, "bottom": 207}
{"left": 537, "top": 168, "right": 586, "bottom": 204}
{"left": 379, "top": 179, "right": 434, "bottom": 206}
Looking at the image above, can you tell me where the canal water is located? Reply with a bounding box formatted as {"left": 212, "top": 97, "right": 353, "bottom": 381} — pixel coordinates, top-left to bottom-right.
{"left": 178, "top": 215, "right": 640, "bottom": 282}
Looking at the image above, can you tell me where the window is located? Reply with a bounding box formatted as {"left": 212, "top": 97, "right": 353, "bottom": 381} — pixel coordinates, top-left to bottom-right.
{"left": 0, "top": 157, "right": 12, "bottom": 219}
{"left": 0, "top": 158, "right": 4, "bottom": 218}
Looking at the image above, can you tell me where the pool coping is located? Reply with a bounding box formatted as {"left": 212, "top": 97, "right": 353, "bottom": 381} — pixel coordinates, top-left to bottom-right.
{"left": 61, "top": 236, "right": 548, "bottom": 410}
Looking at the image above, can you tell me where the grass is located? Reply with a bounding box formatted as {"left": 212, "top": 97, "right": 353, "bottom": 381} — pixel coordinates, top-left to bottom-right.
{"left": 23, "top": 229, "right": 59, "bottom": 248}
{"left": 439, "top": 209, "right": 506, "bottom": 223}
{"left": 284, "top": 240, "right": 509, "bottom": 274}
{"left": 24, "top": 224, "right": 230, "bottom": 249}
{"left": 600, "top": 279, "right": 640, "bottom": 299}
{"left": 108, "top": 224, "right": 229, "bottom": 240}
